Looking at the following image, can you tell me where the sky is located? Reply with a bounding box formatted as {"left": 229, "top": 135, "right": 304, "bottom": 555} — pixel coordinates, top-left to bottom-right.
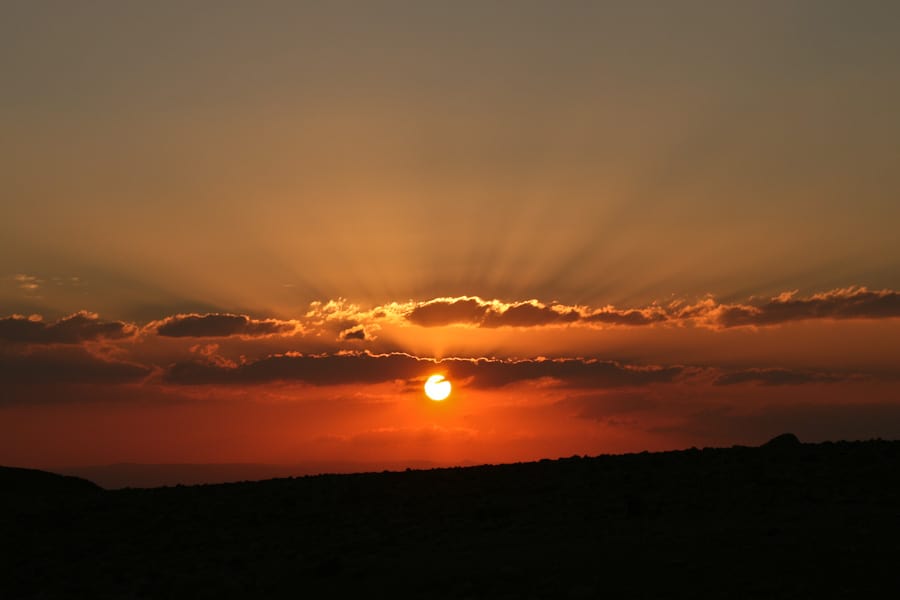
{"left": 2, "top": 1, "right": 900, "bottom": 485}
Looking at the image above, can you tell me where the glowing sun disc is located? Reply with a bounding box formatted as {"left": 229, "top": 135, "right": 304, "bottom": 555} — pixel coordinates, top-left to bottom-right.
{"left": 424, "top": 375, "right": 451, "bottom": 401}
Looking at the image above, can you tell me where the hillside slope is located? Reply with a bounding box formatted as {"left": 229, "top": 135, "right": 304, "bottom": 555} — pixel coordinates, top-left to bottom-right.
{"left": 4, "top": 436, "right": 900, "bottom": 598}
{"left": 0, "top": 465, "right": 101, "bottom": 495}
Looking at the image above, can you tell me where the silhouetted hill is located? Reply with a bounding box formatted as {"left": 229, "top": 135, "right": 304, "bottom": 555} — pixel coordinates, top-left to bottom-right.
{"left": 56, "top": 460, "right": 444, "bottom": 489}
{"left": 5, "top": 436, "right": 900, "bottom": 598}
{"left": 0, "top": 465, "right": 101, "bottom": 495}
{"left": 761, "top": 431, "right": 801, "bottom": 448}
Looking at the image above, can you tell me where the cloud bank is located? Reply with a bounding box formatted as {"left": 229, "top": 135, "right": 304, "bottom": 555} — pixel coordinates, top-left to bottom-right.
{"left": 0, "top": 312, "right": 136, "bottom": 344}
{"left": 0, "top": 347, "right": 151, "bottom": 386}
{"left": 5, "top": 285, "right": 890, "bottom": 349}
{"left": 713, "top": 368, "right": 848, "bottom": 386}
{"left": 151, "top": 314, "right": 298, "bottom": 338}
{"left": 403, "top": 296, "right": 666, "bottom": 328}
{"left": 164, "top": 351, "right": 684, "bottom": 389}
{"left": 712, "top": 287, "right": 900, "bottom": 327}
{"left": 360, "top": 287, "right": 900, "bottom": 330}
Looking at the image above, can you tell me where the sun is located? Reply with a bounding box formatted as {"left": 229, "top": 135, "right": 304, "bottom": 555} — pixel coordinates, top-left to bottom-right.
{"left": 424, "top": 374, "right": 452, "bottom": 401}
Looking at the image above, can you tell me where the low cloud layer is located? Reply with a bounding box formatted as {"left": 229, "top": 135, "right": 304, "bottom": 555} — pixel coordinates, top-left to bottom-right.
{"left": 164, "top": 351, "right": 684, "bottom": 389}
{"left": 713, "top": 368, "right": 848, "bottom": 386}
{"left": 0, "top": 312, "right": 136, "bottom": 344}
{"left": 0, "top": 347, "right": 150, "bottom": 387}
{"left": 376, "top": 287, "right": 900, "bottom": 330}
{"left": 404, "top": 296, "right": 666, "bottom": 328}
{"left": 712, "top": 287, "right": 900, "bottom": 327}
{"left": 5, "top": 286, "right": 892, "bottom": 350}
{"left": 0, "top": 285, "right": 895, "bottom": 399}
{"left": 151, "top": 313, "right": 298, "bottom": 338}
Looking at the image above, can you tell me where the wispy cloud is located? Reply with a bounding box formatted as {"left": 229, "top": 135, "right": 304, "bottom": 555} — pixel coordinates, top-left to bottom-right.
{"left": 13, "top": 274, "right": 41, "bottom": 292}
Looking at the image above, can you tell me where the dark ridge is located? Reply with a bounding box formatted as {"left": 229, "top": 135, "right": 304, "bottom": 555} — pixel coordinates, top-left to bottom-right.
{"left": 4, "top": 438, "right": 900, "bottom": 598}
{"left": 762, "top": 432, "right": 801, "bottom": 448}
{"left": 0, "top": 465, "right": 102, "bottom": 495}
{"left": 57, "top": 460, "right": 444, "bottom": 489}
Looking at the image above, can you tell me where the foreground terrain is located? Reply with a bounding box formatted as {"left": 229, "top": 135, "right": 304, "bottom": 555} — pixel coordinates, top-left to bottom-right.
{"left": 3, "top": 435, "right": 900, "bottom": 598}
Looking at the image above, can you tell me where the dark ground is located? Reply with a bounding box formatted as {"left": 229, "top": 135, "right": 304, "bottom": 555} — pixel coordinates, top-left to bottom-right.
{"left": 3, "top": 434, "right": 900, "bottom": 598}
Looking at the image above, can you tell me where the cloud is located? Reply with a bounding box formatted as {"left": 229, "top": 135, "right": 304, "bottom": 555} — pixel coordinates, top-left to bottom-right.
{"left": 0, "top": 347, "right": 151, "bottom": 387}
{"left": 152, "top": 313, "right": 298, "bottom": 338}
{"left": 0, "top": 312, "right": 136, "bottom": 344}
{"left": 339, "top": 325, "right": 375, "bottom": 342}
{"left": 404, "top": 296, "right": 660, "bottom": 328}
{"left": 298, "top": 287, "right": 900, "bottom": 335}
{"left": 481, "top": 302, "right": 580, "bottom": 327}
{"left": 713, "top": 368, "right": 848, "bottom": 386}
{"left": 582, "top": 308, "right": 668, "bottom": 326}
{"left": 1, "top": 285, "right": 893, "bottom": 354}
{"left": 446, "top": 357, "right": 683, "bottom": 389}
{"left": 166, "top": 351, "right": 424, "bottom": 386}
{"left": 399, "top": 287, "right": 900, "bottom": 330}
{"left": 711, "top": 287, "right": 900, "bottom": 328}
{"left": 406, "top": 297, "right": 488, "bottom": 326}
{"left": 14, "top": 274, "right": 41, "bottom": 292}
{"left": 164, "top": 351, "right": 683, "bottom": 389}
{"left": 404, "top": 296, "right": 584, "bottom": 328}
{"left": 188, "top": 343, "right": 237, "bottom": 368}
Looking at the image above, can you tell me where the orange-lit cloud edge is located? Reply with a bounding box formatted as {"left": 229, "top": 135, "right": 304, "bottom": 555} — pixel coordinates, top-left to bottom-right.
{"left": 2, "top": 286, "right": 899, "bottom": 386}
{"left": 2, "top": 286, "right": 899, "bottom": 469}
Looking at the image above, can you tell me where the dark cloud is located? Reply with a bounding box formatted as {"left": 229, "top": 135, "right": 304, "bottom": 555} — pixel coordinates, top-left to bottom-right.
{"left": 582, "top": 309, "right": 667, "bottom": 326}
{"left": 153, "top": 314, "right": 296, "bottom": 338}
{"left": 406, "top": 298, "right": 488, "bottom": 326}
{"left": 713, "top": 368, "right": 847, "bottom": 386}
{"left": 481, "top": 303, "right": 580, "bottom": 328}
{"left": 399, "top": 287, "right": 900, "bottom": 330}
{"left": 406, "top": 297, "right": 628, "bottom": 328}
{"left": 166, "top": 352, "right": 425, "bottom": 386}
{"left": 0, "top": 347, "right": 150, "bottom": 387}
{"left": 339, "top": 326, "right": 370, "bottom": 341}
{"left": 446, "top": 358, "right": 682, "bottom": 389}
{"left": 716, "top": 287, "right": 900, "bottom": 328}
{"left": 164, "top": 351, "right": 683, "bottom": 389}
{"left": 0, "top": 312, "right": 136, "bottom": 344}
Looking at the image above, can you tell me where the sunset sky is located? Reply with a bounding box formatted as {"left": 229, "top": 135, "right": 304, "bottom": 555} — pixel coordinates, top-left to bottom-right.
{"left": 2, "top": 1, "right": 899, "bottom": 483}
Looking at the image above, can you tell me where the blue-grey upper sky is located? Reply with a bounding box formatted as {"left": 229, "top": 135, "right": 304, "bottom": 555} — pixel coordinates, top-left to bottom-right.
{"left": 2, "top": 0, "right": 899, "bottom": 319}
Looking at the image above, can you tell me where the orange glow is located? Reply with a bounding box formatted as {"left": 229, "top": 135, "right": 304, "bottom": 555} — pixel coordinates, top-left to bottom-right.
{"left": 3, "top": 3, "right": 900, "bottom": 488}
